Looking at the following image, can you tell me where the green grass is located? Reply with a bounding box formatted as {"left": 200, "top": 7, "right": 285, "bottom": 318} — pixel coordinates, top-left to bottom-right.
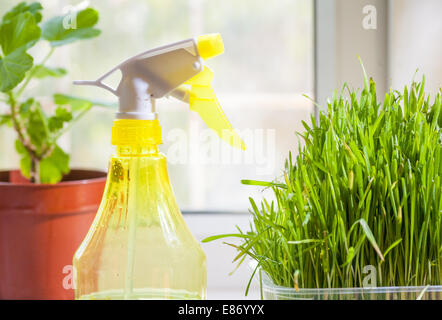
{"left": 203, "top": 65, "right": 442, "bottom": 292}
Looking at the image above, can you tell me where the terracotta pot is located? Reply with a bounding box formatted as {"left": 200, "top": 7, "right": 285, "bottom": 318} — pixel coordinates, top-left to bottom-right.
{"left": 0, "top": 169, "right": 106, "bottom": 300}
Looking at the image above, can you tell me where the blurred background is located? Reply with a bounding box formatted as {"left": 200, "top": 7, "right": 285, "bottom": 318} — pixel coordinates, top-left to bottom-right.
{"left": 0, "top": 0, "right": 314, "bottom": 212}
{"left": 0, "top": 0, "right": 441, "bottom": 298}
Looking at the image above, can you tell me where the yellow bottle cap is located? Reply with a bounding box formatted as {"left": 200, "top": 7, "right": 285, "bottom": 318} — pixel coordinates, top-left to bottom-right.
{"left": 111, "top": 119, "right": 162, "bottom": 146}
{"left": 196, "top": 34, "right": 224, "bottom": 60}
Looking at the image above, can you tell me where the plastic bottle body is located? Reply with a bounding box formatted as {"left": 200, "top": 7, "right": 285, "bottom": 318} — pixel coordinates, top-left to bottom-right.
{"left": 73, "top": 145, "right": 206, "bottom": 299}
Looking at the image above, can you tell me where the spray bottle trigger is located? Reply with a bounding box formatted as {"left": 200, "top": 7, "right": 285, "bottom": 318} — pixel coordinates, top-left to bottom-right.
{"left": 185, "top": 67, "right": 247, "bottom": 151}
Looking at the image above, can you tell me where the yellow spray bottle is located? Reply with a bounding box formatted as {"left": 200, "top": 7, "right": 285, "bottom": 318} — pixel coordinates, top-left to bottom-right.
{"left": 72, "top": 34, "right": 245, "bottom": 300}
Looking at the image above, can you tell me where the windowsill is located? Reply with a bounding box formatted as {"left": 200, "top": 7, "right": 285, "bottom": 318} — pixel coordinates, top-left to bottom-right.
{"left": 182, "top": 210, "right": 248, "bottom": 215}
{"left": 183, "top": 212, "right": 261, "bottom": 300}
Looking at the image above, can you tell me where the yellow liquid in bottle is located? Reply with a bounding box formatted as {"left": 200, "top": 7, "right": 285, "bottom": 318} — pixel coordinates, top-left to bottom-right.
{"left": 73, "top": 145, "right": 206, "bottom": 300}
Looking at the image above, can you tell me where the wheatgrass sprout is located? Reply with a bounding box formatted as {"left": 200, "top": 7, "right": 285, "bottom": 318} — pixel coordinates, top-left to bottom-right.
{"left": 203, "top": 66, "right": 442, "bottom": 294}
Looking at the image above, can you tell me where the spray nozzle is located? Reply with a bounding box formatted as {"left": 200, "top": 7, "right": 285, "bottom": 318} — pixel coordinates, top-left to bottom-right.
{"left": 74, "top": 33, "right": 245, "bottom": 150}
{"left": 196, "top": 34, "right": 224, "bottom": 60}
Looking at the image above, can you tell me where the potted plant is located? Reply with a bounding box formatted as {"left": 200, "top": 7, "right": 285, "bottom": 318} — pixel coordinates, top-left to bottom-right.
{"left": 204, "top": 62, "right": 442, "bottom": 300}
{"left": 0, "top": 2, "right": 110, "bottom": 299}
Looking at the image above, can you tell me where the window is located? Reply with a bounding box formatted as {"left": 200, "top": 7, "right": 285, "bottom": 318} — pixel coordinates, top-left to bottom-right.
{"left": 0, "top": 0, "right": 314, "bottom": 212}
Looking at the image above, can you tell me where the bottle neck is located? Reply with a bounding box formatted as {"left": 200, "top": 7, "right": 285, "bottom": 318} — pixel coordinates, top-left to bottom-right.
{"left": 116, "top": 145, "right": 159, "bottom": 156}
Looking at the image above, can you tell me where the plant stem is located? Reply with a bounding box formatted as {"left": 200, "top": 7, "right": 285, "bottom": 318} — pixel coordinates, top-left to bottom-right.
{"left": 8, "top": 47, "right": 57, "bottom": 183}
{"left": 7, "top": 91, "right": 41, "bottom": 183}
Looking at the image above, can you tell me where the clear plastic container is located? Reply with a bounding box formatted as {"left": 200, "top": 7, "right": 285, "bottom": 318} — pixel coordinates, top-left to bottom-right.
{"left": 260, "top": 270, "right": 442, "bottom": 300}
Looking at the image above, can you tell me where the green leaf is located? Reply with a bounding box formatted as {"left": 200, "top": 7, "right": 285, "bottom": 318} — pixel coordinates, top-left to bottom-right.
{"left": 53, "top": 93, "right": 116, "bottom": 110}
{"left": 20, "top": 156, "right": 31, "bottom": 178}
{"left": 15, "top": 139, "right": 31, "bottom": 178}
{"left": 383, "top": 238, "right": 402, "bottom": 258}
{"left": 241, "top": 179, "right": 287, "bottom": 189}
{"left": 26, "top": 102, "right": 49, "bottom": 150}
{"left": 15, "top": 138, "right": 27, "bottom": 154}
{"left": 287, "top": 239, "right": 324, "bottom": 245}
{"left": 42, "top": 8, "right": 100, "bottom": 47}
{"left": 0, "top": 11, "right": 41, "bottom": 55}
{"left": 19, "top": 97, "right": 34, "bottom": 114}
{"left": 53, "top": 93, "right": 92, "bottom": 111}
{"left": 48, "top": 106, "right": 73, "bottom": 132}
{"left": 358, "top": 55, "right": 369, "bottom": 91}
{"left": 54, "top": 105, "right": 72, "bottom": 121}
{"left": 2, "top": 2, "right": 43, "bottom": 24}
{"left": 0, "top": 48, "right": 33, "bottom": 92}
{"left": 343, "top": 247, "right": 355, "bottom": 266}
{"left": 32, "top": 64, "right": 67, "bottom": 78}
{"left": 351, "top": 218, "right": 385, "bottom": 261}
{"left": 202, "top": 233, "right": 251, "bottom": 243}
{"left": 39, "top": 145, "right": 69, "bottom": 184}
{"left": 0, "top": 114, "right": 12, "bottom": 126}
